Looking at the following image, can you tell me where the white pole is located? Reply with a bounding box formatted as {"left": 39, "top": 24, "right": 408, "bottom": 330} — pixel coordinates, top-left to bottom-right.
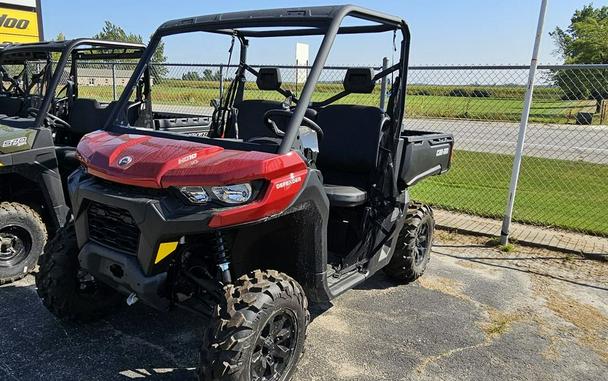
{"left": 500, "top": 0, "right": 549, "bottom": 245}
{"left": 111, "top": 63, "right": 117, "bottom": 101}
{"left": 380, "top": 57, "right": 389, "bottom": 111}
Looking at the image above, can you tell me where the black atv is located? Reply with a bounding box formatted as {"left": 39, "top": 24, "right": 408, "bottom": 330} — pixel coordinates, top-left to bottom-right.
{"left": 37, "top": 6, "right": 454, "bottom": 381}
{"left": 0, "top": 39, "right": 145, "bottom": 284}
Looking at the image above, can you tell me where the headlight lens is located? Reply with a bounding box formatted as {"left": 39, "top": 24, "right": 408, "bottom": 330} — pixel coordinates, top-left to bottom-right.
{"left": 212, "top": 183, "right": 252, "bottom": 204}
{"left": 180, "top": 186, "right": 210, "bottom": 204}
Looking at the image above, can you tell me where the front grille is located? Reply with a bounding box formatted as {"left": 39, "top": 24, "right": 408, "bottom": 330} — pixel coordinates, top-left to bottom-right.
{"left": 87, "top": 201, "right": 140, "bottom": 255}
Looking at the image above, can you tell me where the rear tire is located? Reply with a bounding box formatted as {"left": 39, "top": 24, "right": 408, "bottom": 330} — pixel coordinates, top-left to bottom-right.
{"left": 199, "top": 270, "right": 309, "bottom": 381}
{"left": 0, "top": 202, "right": 47, "bottom": 285}
{"left": 384, "top": 203, "right": 435, "bottom": 283}
{"left": 36, "top": 222, "right": 123, "bottom": 322}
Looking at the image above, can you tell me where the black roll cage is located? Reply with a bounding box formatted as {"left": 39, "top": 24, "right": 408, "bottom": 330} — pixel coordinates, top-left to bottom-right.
{"left": 0, "top": 39, "right": 145, "bottom": 128}
{"left": 109, "top": 5, "right": 411, "bottom": 155}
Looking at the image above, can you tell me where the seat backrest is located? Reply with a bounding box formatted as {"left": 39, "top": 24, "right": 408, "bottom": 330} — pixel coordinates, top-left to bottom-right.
{"left": 108, "top": 101, "right": 140, "bottom": 126}
{"left": 68, "top": 98, "right": 116, "bottom": 136}
{"left": 316, "top": 105, "right": 387, "bottom": 189}
{"left": 315, "top": 67, "right": 386, "bottom": 189}
{"left": 235, "top": 99, "right": 283, "bottom": 140}
{"left": 0, "top": 96, "right": 23, "bottom": 117}
{"left": 235, "top": 67, "right": 285, "bottom": 140}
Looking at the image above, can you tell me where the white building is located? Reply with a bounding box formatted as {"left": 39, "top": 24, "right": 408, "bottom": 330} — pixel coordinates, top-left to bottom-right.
{"left": 75, "top": 68, "right": 137, "bottom": 87}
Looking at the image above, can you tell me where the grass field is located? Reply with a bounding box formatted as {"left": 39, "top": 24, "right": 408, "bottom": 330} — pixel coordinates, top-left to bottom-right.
{"left": 411, "top": 150, "right": 608, "bottom": 236}
{"left": 79, "top": 82, "right": 599, "bottom": 125}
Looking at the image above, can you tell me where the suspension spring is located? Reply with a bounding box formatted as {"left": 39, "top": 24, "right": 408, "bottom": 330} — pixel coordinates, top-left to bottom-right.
{"left": 212, "top": 231, "right": 232, "bottom": 284}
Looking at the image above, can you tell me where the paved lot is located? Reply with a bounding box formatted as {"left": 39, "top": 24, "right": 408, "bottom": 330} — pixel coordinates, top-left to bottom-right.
{"left": 1, "top": 231, "right": 607, "bottom": 381}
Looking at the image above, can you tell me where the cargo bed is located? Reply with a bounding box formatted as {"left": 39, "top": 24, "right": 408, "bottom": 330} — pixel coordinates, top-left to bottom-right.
{"left": 397, "top": 130, "right": 454, "bottom": 188}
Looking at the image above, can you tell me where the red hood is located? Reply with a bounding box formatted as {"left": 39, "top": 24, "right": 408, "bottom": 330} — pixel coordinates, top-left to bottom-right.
{"left": 77, "top": 131, "right": 306, "bottom": 188}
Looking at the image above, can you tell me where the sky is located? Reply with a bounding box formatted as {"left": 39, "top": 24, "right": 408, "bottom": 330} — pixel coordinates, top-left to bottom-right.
{"left": 41, "top": 0, "right": 608, "bottom": 66}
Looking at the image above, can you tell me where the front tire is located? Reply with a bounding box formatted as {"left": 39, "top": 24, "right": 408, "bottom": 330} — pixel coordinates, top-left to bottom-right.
{"left": 0, "top": 202, "right": 47, "bottom": 285}
{"left": 199, "top": 270, "right": 310, "bottom": 381}
{"left": 36, "top": 222, "right": 123, "bottom": 322}
{"left": 384, "top": 203, "right": 435, "bottom": 283}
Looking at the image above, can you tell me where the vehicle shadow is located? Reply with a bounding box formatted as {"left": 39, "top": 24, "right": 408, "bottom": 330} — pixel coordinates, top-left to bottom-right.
{"left": 352, "top": 271, "right": 403, "bottom": 291}
{"left": 0, "top": 280, "right": 200, "bottom": 380}
{"left": 309, "top": 301, "right": 333, "bottom": 321}
{"left": 0, "top": 277, "right": 343, "bottom": 380}
{"left": 431, "top": 243, "right": 608, "bottom": 292}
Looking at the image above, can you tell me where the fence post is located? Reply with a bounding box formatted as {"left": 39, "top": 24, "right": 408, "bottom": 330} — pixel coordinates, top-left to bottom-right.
{"left": 500, "top": 0, "right": 548, "bottom": 245}
{"left": 380, "top": 57, "right": 389, "bottom": 111}
{"left": 219, "top": 64, "right": 224, "bottom": 101}
{"left": 111, "top": 63, "right": 117, "bottom": 101}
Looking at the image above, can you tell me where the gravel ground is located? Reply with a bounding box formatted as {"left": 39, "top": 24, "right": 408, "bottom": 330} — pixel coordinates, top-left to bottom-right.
{"left": 1, "top": 230, "right": 607, "bottom": 381}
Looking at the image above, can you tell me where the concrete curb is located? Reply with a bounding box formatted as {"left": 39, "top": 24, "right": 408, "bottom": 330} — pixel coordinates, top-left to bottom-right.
{"left": 434, "top": 209, "right": 608, "bottom": 260}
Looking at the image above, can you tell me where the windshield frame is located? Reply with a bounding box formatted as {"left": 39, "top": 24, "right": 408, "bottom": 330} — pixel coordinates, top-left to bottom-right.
{"left": 0, "top": 39, "right": 145, "bottom": 128}
{"left": 107, "top": 5, "right": 411, "bottom": 154}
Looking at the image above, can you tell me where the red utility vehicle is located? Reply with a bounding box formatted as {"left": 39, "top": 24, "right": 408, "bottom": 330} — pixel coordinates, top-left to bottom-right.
{"left": 37, "top": 6, "right": 453, "bottom": 381}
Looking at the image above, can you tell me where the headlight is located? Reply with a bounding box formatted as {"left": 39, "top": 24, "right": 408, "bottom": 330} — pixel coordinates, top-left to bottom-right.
{"left": 180, "top": 186, "right": 210, "bottom": 204}
{"left": 211, "top": 183, "right": 252, "bottom": 204}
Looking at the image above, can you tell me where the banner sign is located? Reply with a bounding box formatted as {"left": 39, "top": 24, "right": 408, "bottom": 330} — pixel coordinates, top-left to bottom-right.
{"left": 0, "top": 0, "right": 43, "bottom": 43}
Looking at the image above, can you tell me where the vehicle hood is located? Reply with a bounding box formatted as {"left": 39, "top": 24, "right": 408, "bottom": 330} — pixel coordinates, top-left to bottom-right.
{"left": 77, "top": 131, "right": 307, "bottom": 188}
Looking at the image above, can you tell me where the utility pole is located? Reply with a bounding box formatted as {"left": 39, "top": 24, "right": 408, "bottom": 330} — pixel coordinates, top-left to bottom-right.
{"left": 500, "top": 0, "right": 549, "bottom": 245}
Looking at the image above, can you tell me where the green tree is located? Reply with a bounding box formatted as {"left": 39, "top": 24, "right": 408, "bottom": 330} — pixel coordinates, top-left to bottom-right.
{"left": 51, "top": 32, "right": 66, "bottom": 60}
{"left": 202, "top": 69, "right": 213, "bottom": 81}
{"left": 550, "top": 4, "right": 608, "bottom": 102}
{"left": 93, "top": 21, "right": 167, "bottom": 80}
{"left": 182, "top": 71, "right": 202, "bottom": 81}
{"left": 551, "top": 5, "right": 608, "bottom": 64}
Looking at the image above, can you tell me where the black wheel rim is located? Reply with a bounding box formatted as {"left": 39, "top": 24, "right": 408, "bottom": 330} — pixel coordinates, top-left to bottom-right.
{"left": 0, "top": 225, "right": 32, "bottom": 268}
{"left": 251, "top": 309, "right": 298, "bottom": 381}
{"left": 414, "top": 221, "right": 431, "bottom": 266}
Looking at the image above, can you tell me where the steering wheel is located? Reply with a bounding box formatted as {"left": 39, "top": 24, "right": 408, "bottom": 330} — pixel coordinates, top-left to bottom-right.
{"left": 27, "top": 107, "right": 71, "bottom": 129}
{"left": 263, "top": 109, "right": 324, "bottom": 141}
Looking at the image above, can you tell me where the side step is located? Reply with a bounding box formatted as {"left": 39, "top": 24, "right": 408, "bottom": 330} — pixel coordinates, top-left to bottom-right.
{"left": 326, "top": 267, "right": 368, "bottom": 299}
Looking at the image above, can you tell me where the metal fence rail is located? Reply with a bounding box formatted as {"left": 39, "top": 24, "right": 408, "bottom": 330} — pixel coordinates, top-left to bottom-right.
{"left": 74, "top": 61, "right": 608, "bottom": 249}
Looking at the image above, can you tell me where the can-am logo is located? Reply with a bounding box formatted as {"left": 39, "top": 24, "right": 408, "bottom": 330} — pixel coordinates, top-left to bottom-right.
{"left": 0, "top": 14, "right": 30, "bottom": 30}
{"left": 275, "top": 174, "right": 302, "bottom": 190}
{"left": 435, "top": 147, "right": 450, "bottom": 157}
{"left": 118, "top": 156, "right": 133, "bottom": 167}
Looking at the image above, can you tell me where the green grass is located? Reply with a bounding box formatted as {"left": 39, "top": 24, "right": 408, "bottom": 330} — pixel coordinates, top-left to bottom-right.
{"left": 500, "top": 243, "right": 516, "bottom": 253}
{"left": 406, "top": 95, "right": 595, "bottom": 124}
{"left": 78, "top": 82, "right": 600, "bottom": 125}
{"left": 411, "top": 150, "right": 608, "bottom": 236}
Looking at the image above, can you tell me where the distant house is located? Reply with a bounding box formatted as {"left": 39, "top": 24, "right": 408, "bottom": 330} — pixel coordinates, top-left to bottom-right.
{"left": 76, "top": 68, "right": 138, "bottom": 87}
{"left": 56, "top": 68, "right": 139, "bottom": 87}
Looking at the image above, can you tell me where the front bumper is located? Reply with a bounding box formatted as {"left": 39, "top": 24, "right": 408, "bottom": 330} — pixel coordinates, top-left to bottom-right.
{"left": 68, "top": 169, "right": 244, "bottom": 306}
{"left": 79, "top": 241, "right": 168, "bottom": 309}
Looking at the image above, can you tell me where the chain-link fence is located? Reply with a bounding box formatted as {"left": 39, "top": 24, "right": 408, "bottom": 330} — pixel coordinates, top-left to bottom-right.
{"left": 79, "top": 61, "right": 608, "bottom": 250}
{"left": 405, "top": 65, "right": 608, "bottom": 242}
